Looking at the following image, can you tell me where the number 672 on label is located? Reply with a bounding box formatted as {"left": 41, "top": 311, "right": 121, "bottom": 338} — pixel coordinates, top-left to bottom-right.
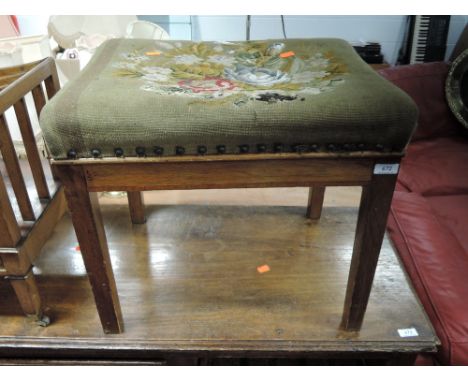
{"left": 374, "top": 163, "right": 400, "bottom": 175}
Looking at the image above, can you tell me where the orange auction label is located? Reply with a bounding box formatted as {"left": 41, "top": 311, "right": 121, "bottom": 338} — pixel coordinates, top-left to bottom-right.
{"left": 280, "top": 51, "right": 295, "bottom": 58}
{"left": 257, "top": 264, "right": 271, "bottom": 274}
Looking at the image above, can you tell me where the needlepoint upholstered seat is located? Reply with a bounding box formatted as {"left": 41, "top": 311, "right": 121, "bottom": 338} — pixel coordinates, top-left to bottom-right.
{"left": 40, "top": 38, "right": 417, "bottom": 159}
{"left": 39, "top": 38, "right": 418, "bottom": 335}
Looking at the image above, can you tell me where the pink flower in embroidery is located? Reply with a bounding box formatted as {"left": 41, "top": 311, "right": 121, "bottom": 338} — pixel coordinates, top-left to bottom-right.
{"left": 177, "top": 77, "right": 237, "bottom": 93}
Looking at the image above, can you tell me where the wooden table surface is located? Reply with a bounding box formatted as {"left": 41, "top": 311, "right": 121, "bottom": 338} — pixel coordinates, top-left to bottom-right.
{"left": 0, "top": 159, "right": 438, "bottom": 363}
{"left": 0, "top": 179, "right": 438, "bottom": 363}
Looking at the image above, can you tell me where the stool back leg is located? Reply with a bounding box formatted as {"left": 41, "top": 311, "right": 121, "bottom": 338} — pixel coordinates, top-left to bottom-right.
{"left": 306, "top": 186, "right": 326, "bottom": 220}
{"left": 127, "top": 191, "right": 146, "bottom": 224}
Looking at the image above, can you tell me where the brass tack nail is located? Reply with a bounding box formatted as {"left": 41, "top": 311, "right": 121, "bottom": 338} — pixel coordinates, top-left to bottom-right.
{"left": 68, "top": 149, "right": 77, "bottom": 159}
{"left": 375, "top": 144, "right": 384, "bottom": 151}
{"left": 153, "top": 146, "right": 164, "bottom": 156}
{"left": 91, "top": 148, "right": 101, "bottom": 158}
{"left": 274, "top": 143, "right": 283, "bottom": 152}
{"left": 135, "top": 147, "right": 146, "bottom": 157}
{"left": 239, "top": 144, "right": 249, "bottom": 153}
{"left": 197, "top": 145, "right": 207, "bottom": 155}
{"left": 293, "top": 144, "right": 309, "bottom": 153}
{"left": 257, "top": 144, "right": 267, "bottom": 153}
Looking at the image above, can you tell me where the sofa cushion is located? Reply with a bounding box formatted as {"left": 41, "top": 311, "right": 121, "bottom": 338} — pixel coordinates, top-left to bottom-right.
{"left": 426, "top": 194, "right": 468, "bottom": 254}
{"left": 379, "top": 62, "right": 461, "bottom": 141}
{"left": 397, "top": 136, "right": 468, "bottom": 196}
{"left": 387, "top": 191, "right": 468, "bottom": 365}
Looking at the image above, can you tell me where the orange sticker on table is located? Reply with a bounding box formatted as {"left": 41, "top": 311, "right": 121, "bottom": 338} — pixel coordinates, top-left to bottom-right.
{"left": 257, "top": 264, "right": 271, "bottom": 274}
{"left": 145, "top": 51, "right": 162, "bottom": 56}
{"left": 280, "top": 51, "right": 295, "bottom": 58}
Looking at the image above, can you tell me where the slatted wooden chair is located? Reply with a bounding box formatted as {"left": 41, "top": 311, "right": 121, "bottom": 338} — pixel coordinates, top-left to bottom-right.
{"left": 0, "top": 58, "right": 67, "bottom": 325}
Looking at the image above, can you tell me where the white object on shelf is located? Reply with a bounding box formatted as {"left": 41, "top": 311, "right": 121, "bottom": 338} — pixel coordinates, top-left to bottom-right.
{"left": 125, "top": 20, "right": 170, "bottom": 40}
{"left": 75, "top": 33, "right": 114, "bottom": 52}
{"left": 0, "top": 34, "right": 51, "bottom": 68}
{"left": 48, "top": 15, "right": 137, "bottom": 49}
{"left": 0, "top": 35, "right": 51, "bottom": 145}
{"left": 0, "top": 41, "right": 22, "bottom": 67}
{"left": 55, "top": 51, "right": 81, "bottom": 84}
{"left": 55, "top": 49, "right": 93, "bottom": 84}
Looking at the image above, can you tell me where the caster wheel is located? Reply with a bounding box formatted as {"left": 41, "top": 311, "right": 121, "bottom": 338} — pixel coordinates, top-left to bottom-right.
{"left": 36, "top": 315, "right": 51, "bottom": 327}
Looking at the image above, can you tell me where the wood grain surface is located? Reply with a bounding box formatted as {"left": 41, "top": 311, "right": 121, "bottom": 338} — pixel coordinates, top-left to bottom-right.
{"left": 0, "top": 197, "right": 438, "bottom": 358}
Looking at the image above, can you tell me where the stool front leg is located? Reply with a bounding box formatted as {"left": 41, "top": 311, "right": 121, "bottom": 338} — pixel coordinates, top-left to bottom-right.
{"left": 340, "top": 170, "right": 398, "bottom": 331}
{"left": 55, "top": 165, "right": 124, "bottom": 334}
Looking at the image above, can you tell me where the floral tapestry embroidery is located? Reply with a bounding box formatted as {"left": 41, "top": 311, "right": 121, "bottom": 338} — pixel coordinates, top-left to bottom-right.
{"left": 112, "top": 41, "right": 348, "bottom": 105}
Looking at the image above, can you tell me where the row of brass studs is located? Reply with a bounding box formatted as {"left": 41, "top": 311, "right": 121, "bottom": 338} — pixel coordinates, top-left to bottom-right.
{"left": 67, "top": 143, "right": 387, "bottom": 159}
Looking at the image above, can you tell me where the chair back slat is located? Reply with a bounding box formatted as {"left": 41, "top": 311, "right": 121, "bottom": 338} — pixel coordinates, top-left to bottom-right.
{"left": 0, "top": 114, "right": 36, "bottom": 220}
{"left": 13, "top": 97, "right": 50, "bottom": 199}
{"left": 44, "top": 61, "right": 60, "bottom": 100}
{"left": 0, "top": 168, "right": 21, "bottom": 247}
{"left": 31, "top": 84, "right": 47, "bottom": 119}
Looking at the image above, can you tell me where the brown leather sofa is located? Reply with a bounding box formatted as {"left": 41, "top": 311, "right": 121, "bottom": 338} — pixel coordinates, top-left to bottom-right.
{"left": 380, "top": 62, "right": 468, "bottom": 365}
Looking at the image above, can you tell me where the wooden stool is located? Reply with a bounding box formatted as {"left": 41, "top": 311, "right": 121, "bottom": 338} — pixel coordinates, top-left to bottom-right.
{"left": 0, "top": 59, "right": 67, "bottom": 324}
{"left": 40, "top": 38, "right": 417, "bottom": 334}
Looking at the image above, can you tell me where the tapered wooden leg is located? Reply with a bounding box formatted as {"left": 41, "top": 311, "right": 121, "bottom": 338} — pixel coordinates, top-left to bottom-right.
{"left": 340, "top": 169, "right": 399, "bottom": 331}
{"left": 9, "top": 270, "right": 43, "bottom": 318}
{"left": 9, "top": 270, "right": 50, "bottom": 326}
{"left": 54, "top": 165, "right": 123, "bottom": 334}
{"left": 306, "top": 186, "right": 326, "bottom": 219}
{"left": 127, "top": 191, "right": 146, "bottom": 224}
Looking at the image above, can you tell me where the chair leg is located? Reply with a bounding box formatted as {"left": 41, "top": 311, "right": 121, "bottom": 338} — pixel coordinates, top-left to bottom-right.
{"left": 340, "top": 171, "right": 398, "bottom": 331}
{"left": 9, "top": 269, "right": 49, "bottom": 325}
{"left": 54, "top": 165, "right": 124, "bottom": 334}
{"left": 127, "top": 191, "right": 146, "bottom": 224}
{"left": 306, "top": 186, "right": 326, "bottom": 219}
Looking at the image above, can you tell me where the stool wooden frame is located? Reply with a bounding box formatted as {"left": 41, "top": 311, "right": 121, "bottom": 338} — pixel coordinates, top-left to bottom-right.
{"left": 52, "top": 149, "right": 401, "bottom": 334}
{"left": 0, "top": 58, "right": 66, "bottom": 324}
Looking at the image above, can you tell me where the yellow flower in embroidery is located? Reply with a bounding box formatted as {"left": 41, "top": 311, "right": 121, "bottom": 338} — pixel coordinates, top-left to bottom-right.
{"left": 172, "top": 62, "right": 225, "bottom": 79}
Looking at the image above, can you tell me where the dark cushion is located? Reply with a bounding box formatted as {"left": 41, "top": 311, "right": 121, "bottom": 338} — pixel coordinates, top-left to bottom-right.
{"left": 40, "top": 38, "right": 417, "bottom": 159}
{"left": 396, "top": 136, "right": 468, "bottom": 196}
{"left": 387, "top": 191, "right": 468, "bottom": 365}
{"left": 379, "top": 62, "right": 461, "bottom": 141}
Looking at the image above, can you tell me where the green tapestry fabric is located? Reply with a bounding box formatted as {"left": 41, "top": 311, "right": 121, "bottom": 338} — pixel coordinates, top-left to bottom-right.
{"left": 40, "top": 38, "right": 418, "bottom": 159}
